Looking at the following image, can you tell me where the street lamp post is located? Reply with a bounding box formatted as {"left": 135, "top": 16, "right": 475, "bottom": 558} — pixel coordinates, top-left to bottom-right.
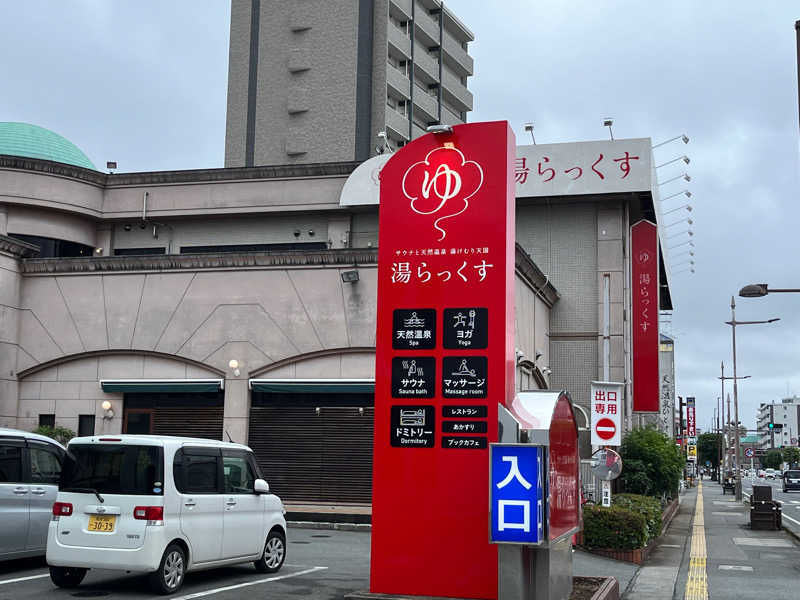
{"left": 739, "top": 284, "right": 800, "bottom": 297}
{"left": 718, "top": 362, "right": 749, "bottom": 472}
{"left": 725, "top": 296, "right": 779, "bottom": 501}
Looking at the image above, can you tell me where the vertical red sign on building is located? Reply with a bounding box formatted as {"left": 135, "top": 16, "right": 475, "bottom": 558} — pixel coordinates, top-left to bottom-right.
{"left": 631, "top": 220, "right": 659, "bottom": 412}
{"left": 687, "top": 397, "right": 696, "bottom": 437}
{"left": 371, "top": 122, "right": 516, "bottom": 599}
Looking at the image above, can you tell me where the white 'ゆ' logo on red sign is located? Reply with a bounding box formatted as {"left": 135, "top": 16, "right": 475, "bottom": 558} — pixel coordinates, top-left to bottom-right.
{"left": 401, "top": 146, "right": 484, "bottom": 241}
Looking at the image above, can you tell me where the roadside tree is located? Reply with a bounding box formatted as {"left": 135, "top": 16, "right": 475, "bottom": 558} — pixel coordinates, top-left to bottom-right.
{"left": 697, "top": 432, "right": 720, "bottom": 473}
{"left": 764, "top": 449, "right": 783, "bottom": 470}
{"left": 781, "top": 446, "right": 800, "bottom": 468}
{"left": 619, "top": 426, "right": 683, "bottom": 499}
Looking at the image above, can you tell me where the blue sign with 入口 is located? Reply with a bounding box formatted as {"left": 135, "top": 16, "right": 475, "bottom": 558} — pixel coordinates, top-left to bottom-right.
{"left": 490, "top": 444, "right": 544, "bottom": 544}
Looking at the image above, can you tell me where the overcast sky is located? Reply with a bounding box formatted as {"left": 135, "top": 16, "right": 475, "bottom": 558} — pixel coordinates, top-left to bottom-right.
{"left": 2, "top": 1, "right": 798, "bottom": 434}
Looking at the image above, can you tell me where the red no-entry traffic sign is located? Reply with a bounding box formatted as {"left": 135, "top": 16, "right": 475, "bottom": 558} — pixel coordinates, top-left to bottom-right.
{"left": 595, "top": 418, "right": 617, "bottom": 441}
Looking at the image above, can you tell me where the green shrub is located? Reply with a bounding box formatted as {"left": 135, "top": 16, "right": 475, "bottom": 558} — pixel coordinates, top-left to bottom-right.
{"left": 33, "top": 425, "right": 75, "bottom": 445}
{"left": 613, "top": 493, "right": 662, "bottom": 541}
{"left": 582, "top": 505, "right": 648, "bottom": 550}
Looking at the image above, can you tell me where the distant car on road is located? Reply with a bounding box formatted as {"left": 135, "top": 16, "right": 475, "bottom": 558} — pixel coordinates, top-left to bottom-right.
{"left": 765, "top": 468, "right": 776, "bottom": 480}
{"left": 758, "top": 469, "right": 766, "bottom": 478}
{"left": 783, "top": 470, "right": 800, "bottom": 493}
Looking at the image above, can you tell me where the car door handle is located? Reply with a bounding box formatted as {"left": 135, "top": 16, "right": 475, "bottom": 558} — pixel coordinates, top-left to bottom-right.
{"left": 184, "top": 500, "right": 196, "bottom": 507}
{"left": 13, "top": 487, "right": 28, "bottom": 495}
{"left": 31, "top": 488, "right": 46, "bottom": 495}
{"left": 225, "top": 500, "right": 237, "bottom": 506}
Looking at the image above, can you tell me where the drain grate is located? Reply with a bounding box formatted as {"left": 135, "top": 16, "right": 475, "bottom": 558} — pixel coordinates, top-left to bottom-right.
{"left": 71, "top": 592, "right": 110, "bottom": 598}
{"left": 311, "top": 534, "right": 331, "bottom": 538}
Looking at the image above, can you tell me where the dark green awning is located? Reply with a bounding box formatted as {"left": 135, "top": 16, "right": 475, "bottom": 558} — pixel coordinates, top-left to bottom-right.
{"left": 249, "top": 380, "right": 374, "bottom": 394}
{"left": 100, "top": 380, "right": 223, "bottom": 393}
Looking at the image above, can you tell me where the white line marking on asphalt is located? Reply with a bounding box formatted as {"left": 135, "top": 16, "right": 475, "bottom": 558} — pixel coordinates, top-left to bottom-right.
{"left": 660, "top": 544, "right": 681, "bottom": 548}
{"left": 782, "top": 513, "right": 800, "bottom": 527}
{"left": 718, "top": 565, "right": 753, "bottom": 571}
{"left": 0, "top": 573, "right": 50, "bottom": 586}
{"left": 172, "top": 566, "right": 328, "bottom": 600}
{"left": 711, "top": 511, "right": 743, "bottom": 516}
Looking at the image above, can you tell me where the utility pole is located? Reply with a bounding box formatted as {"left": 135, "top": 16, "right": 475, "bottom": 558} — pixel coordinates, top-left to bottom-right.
{"left": 721, "top": 362, "right": 726, "bottom": 466}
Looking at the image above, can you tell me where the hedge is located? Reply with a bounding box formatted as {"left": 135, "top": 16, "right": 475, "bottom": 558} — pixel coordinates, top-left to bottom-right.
{"left": 582, "top": 505, "right": 648, "bottom": 550}
{"left": 612, "top": 493, "right": 662, "bottom": 542}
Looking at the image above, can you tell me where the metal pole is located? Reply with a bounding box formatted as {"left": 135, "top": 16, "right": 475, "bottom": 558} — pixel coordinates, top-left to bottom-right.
{"left": 717, "top": 397, "right": 722, "bottom": 482}
{"left": 721, "top": 362, "right": 726, "bottom": 468}
{"left": 731, "top": 296, "right": 742, "bottom": 501}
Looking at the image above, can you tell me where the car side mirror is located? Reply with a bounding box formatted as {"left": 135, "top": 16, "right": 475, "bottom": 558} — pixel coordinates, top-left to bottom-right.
{"left": 254, "top": 478, "right": 269, "bottom": 494}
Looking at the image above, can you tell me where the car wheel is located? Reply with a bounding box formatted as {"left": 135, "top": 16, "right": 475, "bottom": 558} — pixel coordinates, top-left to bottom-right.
{"left": 49, "top": 566, "right": 87, "bottom": 588}
{"left": 254, "top": 530, "right": 286, "bottom": 573}
{"left": 149, "top": 543, "right": 186, "bottom": 595}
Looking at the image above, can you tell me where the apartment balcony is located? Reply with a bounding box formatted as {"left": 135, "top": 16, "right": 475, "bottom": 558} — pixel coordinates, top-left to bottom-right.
{"left": 413, "top": 43, "right": 440, "bottom": 84}
{"left": 439, "top": 106, "right": 463, "bottom": 127}
{"left": 414, "top": 8, "right": 440, "bottom": 47}
{"left": 412, "top": 84, "right": 439, "bottom": 122}
{"left": 441, "top": 69, "right": 473, "bottom": 112}
{"left": 388, "top": 24, "right": 411, "bottom": 59}
{"left": 442, "top": 32, "right": 473, "bottom": 76}
{"left": 387, "top": 66, "right": 411, "bottom": 99}
{"left": 389, "top": 0, "right": 412, "bottom": 20}
{"left": 385, "top": 106, "right": 410, "bottom": 141}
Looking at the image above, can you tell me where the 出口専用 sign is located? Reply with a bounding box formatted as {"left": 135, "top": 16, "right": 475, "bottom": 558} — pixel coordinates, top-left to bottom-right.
{"left": 371, "top": 122, "right": 516, "bottom": 599}
{"left": 590, "top": 381, "right": 623, "bottom": 446}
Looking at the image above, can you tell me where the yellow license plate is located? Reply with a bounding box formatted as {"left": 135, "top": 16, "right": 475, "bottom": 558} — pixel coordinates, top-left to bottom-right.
{"left": 87, "top": 515, "right": 116, "bottom": 532}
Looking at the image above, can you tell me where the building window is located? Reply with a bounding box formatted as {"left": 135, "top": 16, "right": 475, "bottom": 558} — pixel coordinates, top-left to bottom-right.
{"left": 114, "top": 247, "right": 167, "bottom": 256}
{"left": 78, "top": 415, "right": 96, "bottom": 437}
{"left": 38, "top": 414, "right": 55, "bottom": 428}
{"left": 8, "top": 234, "right": 94, "bottom": 258}
{"left": 180, "top": 242, "right": 328, "bottom": 254}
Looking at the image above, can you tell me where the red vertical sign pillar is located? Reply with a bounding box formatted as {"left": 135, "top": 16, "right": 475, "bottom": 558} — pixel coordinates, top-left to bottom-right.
{"left": 631, "top": 220, "right": 659, "bottom": 412}
{"left": 371, "top": 121, "right": 516, "bottom": 599}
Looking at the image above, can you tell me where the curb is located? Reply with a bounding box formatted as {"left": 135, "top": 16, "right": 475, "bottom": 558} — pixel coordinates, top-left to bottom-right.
{"left": 288, "top": 520, "right": 372, "bottom": 532}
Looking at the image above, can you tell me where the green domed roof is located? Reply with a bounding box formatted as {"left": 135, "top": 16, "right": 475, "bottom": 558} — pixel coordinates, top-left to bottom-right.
{"left": 0, "top": 122, "right": 96, "bottom": 170}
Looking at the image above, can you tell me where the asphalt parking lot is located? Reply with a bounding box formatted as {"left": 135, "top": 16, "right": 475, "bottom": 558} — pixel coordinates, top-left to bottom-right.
{"left": 0, "top": 528, "right": 369, "bottom": 600}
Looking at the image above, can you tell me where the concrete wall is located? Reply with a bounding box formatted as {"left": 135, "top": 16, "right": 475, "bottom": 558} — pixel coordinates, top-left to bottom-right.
{"left": 516, "top": 199, "right": 626, "bottom": 415}
{"left": 16, "top": 266, "right": 379, "bottom": 376}
{"left": 0, "top": 249, "right": 21, "bottom": 427}
{"left": 7, "top": 205, "right": 97, "bottom": 247}
{"left": 0, "top": 169, "right": 103, "bottom": 218}
{"left": 112, "top": 213, "right": 332, "bottom": 254}
{"left": 17, "top": 354, "right": 218, "bottom": 436}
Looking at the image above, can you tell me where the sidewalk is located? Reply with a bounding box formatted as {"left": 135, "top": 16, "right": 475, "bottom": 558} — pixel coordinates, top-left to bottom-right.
{"left": 673, "top": 478, "right": 800, "bottom": 600}
{"left": 572, "top": 487, "right": 694, "bottom": 599}
{"left": 622, "top": 486, "right": 695, "bottom": 599}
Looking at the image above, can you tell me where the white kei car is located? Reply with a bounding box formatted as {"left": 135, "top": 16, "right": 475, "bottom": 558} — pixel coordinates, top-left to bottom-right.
{"left": 46, "top": 435, "right": 286, "bottom": 594}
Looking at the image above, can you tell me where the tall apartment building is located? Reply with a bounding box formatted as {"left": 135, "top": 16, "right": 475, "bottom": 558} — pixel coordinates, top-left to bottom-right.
{"left": 224, "top": 0, "right": 474, "bottom": 167}
{"left": 757, "top": 396, "right": 800, "bottom": 449}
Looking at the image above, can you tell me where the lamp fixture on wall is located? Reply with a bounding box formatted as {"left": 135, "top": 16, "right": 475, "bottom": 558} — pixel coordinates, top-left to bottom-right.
{"left": 341, "top": 270, "right": 360, "bottom": 283}
{"left": 228, "top": 359, "right": 240, "bottom": 377}
{"left": 101, "top": 400, "right": 114, "bottom": 420}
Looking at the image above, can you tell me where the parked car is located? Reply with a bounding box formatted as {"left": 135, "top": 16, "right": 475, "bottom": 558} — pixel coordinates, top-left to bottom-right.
{"left": 783, "top": 470, "right": 800, "bottom": 493}
{"left": 46, "top": 435, "right": 286, "bottom": 594}
{"left": 765, "top": 468, "right": 776, "bottom": 480}
{"left": 0, "top": 427, "right": 65, "bottom": 562}
{"left": 758, "top": 469, "right": 766, "bottom": 478}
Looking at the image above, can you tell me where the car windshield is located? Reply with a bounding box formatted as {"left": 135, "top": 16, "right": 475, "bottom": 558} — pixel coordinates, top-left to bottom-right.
{"left": 61, "top": 444, "right": 163, "bottom": 496}
{"left": 785, "top": 471, "right": 800, "bottom": 478}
